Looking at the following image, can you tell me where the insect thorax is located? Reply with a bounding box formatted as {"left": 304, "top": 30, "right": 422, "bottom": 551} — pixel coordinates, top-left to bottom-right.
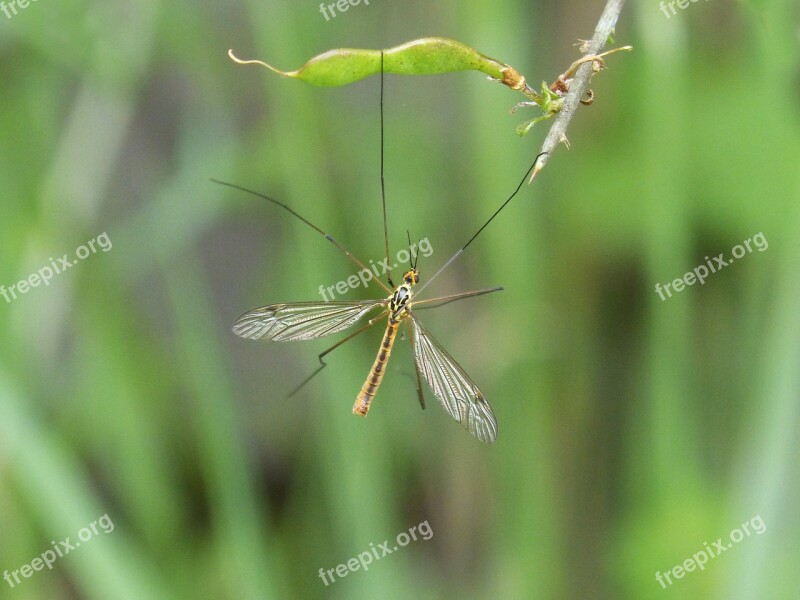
{"left": 388, "top": 268, "right": 418, "bottom": 322}
{"left": 389, "top": 284, "right": 413, "bottom": 321}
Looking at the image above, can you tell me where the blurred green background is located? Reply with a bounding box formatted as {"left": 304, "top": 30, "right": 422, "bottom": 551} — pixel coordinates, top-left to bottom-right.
{"left": 1, "top": 0, "right": 798, "bottom": 598}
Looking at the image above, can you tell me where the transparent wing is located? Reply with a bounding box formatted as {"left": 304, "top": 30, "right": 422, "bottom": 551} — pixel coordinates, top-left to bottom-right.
{"left": 233, "top": 300, "right": 386, "bottom": 342}
{"left": 408, "top": 313, "right": 498, "bottom": 443}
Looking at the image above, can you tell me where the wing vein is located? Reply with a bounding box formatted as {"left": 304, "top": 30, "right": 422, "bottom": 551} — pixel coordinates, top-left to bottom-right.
{"left": 409, "top": 313, "right": 497, "bottom": 443}
{"left": 233, "top": 300, "right": 386, "bottom": 342}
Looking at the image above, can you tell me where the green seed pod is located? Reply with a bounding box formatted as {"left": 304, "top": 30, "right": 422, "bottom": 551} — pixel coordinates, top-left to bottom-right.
{"left": 228, "top": 37, "right": 528, "bottom": 92}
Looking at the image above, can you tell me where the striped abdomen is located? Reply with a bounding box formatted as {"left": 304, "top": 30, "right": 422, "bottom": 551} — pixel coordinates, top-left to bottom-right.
{"left": 353, "top": 320, "right": 399, "bottom": 416}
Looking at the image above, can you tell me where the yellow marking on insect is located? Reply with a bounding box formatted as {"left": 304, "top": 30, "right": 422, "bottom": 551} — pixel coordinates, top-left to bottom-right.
{"left": 352, "top": 269, "right": 418, "bottom": 416}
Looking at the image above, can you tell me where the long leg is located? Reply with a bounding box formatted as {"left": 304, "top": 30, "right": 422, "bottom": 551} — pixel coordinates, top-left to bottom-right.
{"left": 406, "top": 320, "right": 426, "bottom": 410}
{"left": 411, "top": 287, "right": 504, "bottom": 310}
{"left": 415, "top": 151, "right": 548, "bottom": 295}
{"left": 288, "top": 310, "right": 388, "bottom": 397}
{"left": 211, "top": 179, "right": 392, "bottom": 294}
{"left": 378, "top": 51, "right": 394, "bottom": 288}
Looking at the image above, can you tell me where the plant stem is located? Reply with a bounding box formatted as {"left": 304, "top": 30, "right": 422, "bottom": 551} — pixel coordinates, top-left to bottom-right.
{"left": 531, "top": 0, "right": 627, "bottom": 181}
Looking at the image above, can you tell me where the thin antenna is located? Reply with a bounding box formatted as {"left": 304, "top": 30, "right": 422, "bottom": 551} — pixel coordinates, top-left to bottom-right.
{"left": 406, "top": 230, "right": 417, "bottom": 269}
{"left": 211, "top": 178, "right": 392, "bottom": 294}
{"left": 416, "top": 151, "right": 548, "bottom": 295}
{"left": 379, "top": 51, "right": 393, "bottom": 288}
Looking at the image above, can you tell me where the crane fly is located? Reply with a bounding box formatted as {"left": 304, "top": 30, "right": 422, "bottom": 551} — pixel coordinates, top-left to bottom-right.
{"left": 229, "top": 252, "right": 502, "bottom": 441}
{"left": 217, "top": 52, "right": 547, "bottom": 443}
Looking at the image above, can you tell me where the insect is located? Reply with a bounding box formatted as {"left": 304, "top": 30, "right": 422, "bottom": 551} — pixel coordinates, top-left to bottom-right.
{"left": 217, "top": 53, "right": 545, "bottom": 443}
